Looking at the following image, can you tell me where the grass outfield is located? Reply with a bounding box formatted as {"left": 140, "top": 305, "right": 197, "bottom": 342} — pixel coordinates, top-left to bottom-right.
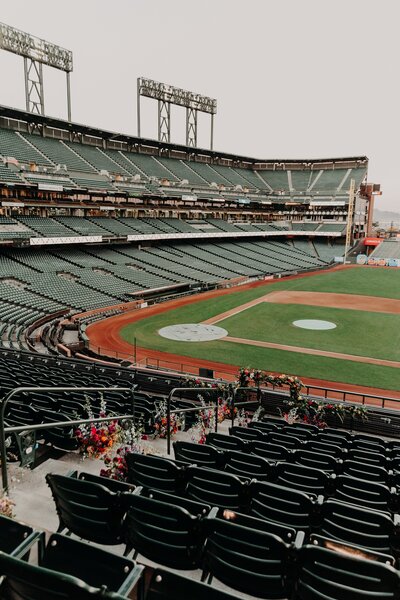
{"left": 120, "top": 267, "right": 400, "bottom": 391}
{"left": 218, "top": 303, "right": 400, "bottom": 361}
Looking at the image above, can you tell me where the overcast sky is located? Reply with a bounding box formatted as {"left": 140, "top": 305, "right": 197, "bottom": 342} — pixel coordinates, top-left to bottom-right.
{"left": 0, "top": 0, "right": 398, "bottom": 211}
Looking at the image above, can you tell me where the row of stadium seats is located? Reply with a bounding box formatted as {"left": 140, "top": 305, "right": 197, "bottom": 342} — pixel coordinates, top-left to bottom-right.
{"left": 370, "top": 239, "right": 400, "bottom": 259}
{"left": 0, "top": 505, "right": 394, "bottom": 600}
{"left": 0, "top": 126, "right": 367, "bottom": 194}
{"left": 45, "top": 469, "right": 400, "bottom": 599}
{"left": 0, "top": 215, "right": 347, "bottom": 239}
{"left": 0, "top": 241, "right": 327, "bottom": 334}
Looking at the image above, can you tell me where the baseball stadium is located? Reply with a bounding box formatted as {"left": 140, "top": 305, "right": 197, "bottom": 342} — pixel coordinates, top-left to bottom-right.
{"left": 0, "top": 8, "right": 399, "bottom": 600}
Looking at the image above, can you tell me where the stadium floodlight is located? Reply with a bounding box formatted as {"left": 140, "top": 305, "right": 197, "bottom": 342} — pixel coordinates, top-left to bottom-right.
{"left": 0, "top": 22, "right": 73, "bottom": 120}
{"left": 137, "top": 77, "right": 217, "bottom": 149}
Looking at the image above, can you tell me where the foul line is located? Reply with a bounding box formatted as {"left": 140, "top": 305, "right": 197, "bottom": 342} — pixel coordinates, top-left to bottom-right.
{"left": 223, "top": 336, "right": 400, "bottom": 369}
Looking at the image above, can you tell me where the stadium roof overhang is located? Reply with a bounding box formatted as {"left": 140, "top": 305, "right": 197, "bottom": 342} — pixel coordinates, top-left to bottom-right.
{"left": 0, "top": 104, "right": 369, "bottom": 169}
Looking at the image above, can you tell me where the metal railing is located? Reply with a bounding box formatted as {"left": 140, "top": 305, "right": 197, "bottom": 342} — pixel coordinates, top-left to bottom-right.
{"left": 303, "top": 384, "right": 400, "bottom": 409}
{"left": 0, "top": 386, "right": 136, "bottom": 492}
{"left": 165, "top": 386, "right": 259, "bottom": 454}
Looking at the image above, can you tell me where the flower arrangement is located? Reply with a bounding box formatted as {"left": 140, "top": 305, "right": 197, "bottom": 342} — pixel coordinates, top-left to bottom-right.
{"left": 153, "top": 400, "right": 182, "bottom": 439}
{"left": 0, "top": 494, "right": 15, "bottom": 518}
{"left": 75, "top": 395, "right": 122, "bottom": 459}
{"left": 100, "top": 421, "right": 155, "bottom": 482}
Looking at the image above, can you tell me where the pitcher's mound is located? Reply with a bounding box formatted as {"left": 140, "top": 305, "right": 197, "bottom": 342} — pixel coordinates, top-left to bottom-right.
{"left": 159, "top": 323, "right": 228, "bottom": 342}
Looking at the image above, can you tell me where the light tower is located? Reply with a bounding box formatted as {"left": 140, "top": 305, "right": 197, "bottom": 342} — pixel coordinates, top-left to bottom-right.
{"left": 0, "top": 22, "right": 73, "bottom": 120}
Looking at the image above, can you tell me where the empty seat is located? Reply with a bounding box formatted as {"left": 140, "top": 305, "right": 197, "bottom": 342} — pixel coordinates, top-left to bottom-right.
{"left": 146, "top": 568, "right": 241, "bottom": 600}
{"left": 201, "top": 515, "right": 292, "bottom": 598}
{"left": 126, "top": 453, "right": 185, "bottom": 494}
{"left": 316, "top": 432, "right": 350, "bottom": 449}
{"left": 248, "top": 421, "right": 278, "bottom": 434}
{"left": 173, "top": 440, "right": 223, "bottom": 468}
{"left": 273, "top": 462, "right": 331, "bottom": 496}
{"left": 185, "top": 466, "right": 246, "bottom": 510}
{"left": 351, "top": 439, "right": 387, "bottom": 455}
{"left": 282, "top": 426, "right": 313, "bottom": 441}
{"left": 248, "top": 440, "right": 292, "bottom": 462}
{"left": 122, "top": 493, "right": 203, "bottom": 569}
{"left": 229, "top": 425, "right": 265, "bottom": 441}
{"left": 333, "top": 475, "right": 395, "bottom": 512}
{"left": 0, "top": 515, "right": 37, "bottom": 558}
{"left": 305, "top": 440, "right": 345, "bottom": 458}
{"left": 346, "top": 448, "right": 388, "bottom": 468}
{"left": 315, "top": 499, "right": 398, "bottom": 557}
{"left": 224, "top": 450, "right": 271, "bottom": 481}
{"left": 268, "top": 431, "right": 304, "bottom": 449}
{"left": 292, "top": 449, "right": 341, "bottom": 473}
{"left": 140, "top": 488, "right": 211, "bottom": 517}
{"left": 0, "top": 533, "right": 142, "bottom": 599}
{"left": 342, "top": 460, "right": 390, "bottom": 484}
{"left": 322, "top": 427, "right": 353, "bottom": 441}
{"left": 206, "top": 432, "right": 247, "bottom": 452}
{"left": 46, "top": 473, "right": 126, "bottom": 545}
{"left": 297, "top": 544, "right": 400, "bottom": 600}
{"left": 249, "top": 480, "right": 318, "bottom": 532}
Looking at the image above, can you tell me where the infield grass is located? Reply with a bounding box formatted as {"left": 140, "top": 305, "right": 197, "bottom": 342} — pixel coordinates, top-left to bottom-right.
{"left": 120, "top": 267, "right": 400, "bottom": 391}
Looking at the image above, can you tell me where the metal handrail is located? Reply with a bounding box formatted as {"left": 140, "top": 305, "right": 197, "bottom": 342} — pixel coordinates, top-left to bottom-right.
{"left": 166, "top": 387, "right": 226, "bottom": 454}
{"left": 165, "top": 385, "right": 260, "bottom": 454}
{"left": 0, "top": 386, "right": 135, "bottom": 492}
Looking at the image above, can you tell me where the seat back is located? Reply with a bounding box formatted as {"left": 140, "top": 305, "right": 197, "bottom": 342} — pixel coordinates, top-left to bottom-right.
{"left": 352, "top": 440, "right": 387, "bottom": 455}
{"left": 122, "top": 494, "right": 202, "bottom": 569}
{"left": 249, "top": 480, "right": 317, "bottom": 531}
{"left": 305, "top": 440, "right": 344, "bottom": 458}
{"left": 173, "top": 441, "right": 222, "bottom": 468}
{"left": 333, "top": 475, "right": 393, "bottom": 512}
{"left": 346, "top": 448, "right": 388, "bottom": 468}
{"left": 316, "top": 433, "right": 350, "bottom": 449}
{"left": 274, "top": 462, "right": 330, "bottom": 495}
{"left": 76, "top": 471, "right": 136, "bottom": 493}
{"left": 268, "top": 432, "right": 303, "bottom": 449}
{"left": 202, "top": 518, "right": 290, "bottom": 598}
{"left": 224, "top": 450, "right": 271, "bottom": 481}
{"left": 229, "top": 426, "right": 265, "bottom": 441}
{"left": 317, "top": 499, "right": 395, "bottom": 555}
{"left": 342, "top": 460, "right": 389, "bottom": 484}
{"left": 213, "top": 507, "right": 297, "bottom": 544}
{"left": 206, "top": 432, "right": 247, "bottom": 452}
{"left": 40, "top": 409, "right": 79, "bottom": 451}
{"left": 126, "top": 453, "right": 185, "bottom": 493}
{"left": 282, "top": 426, "right": 313, "bottom": 441}
{"left": 292, "top": 449, "right": 340, "bottom": 473}
{"left": 248, "top": 421, "right": 278, "bottom": 434}
{"left": 140, "top": 488, "right": 211, "bottom": 517}
{"left": 248, "top": 440, "right": 291, "bottom": 462}
{"left": 185, "top": 466, "right": 246, "bottom": 510}
{"left": 0, "top": 549, "right": 129, "bottom": 600}
{"left": 146, "top": 568, "right": 240, "bottom": 600}
{"left": 46, "top": 473, "right": 125, "bottom": 545}
{"left": 0, "top": 515, "right": 35, "bottom": 557}
{"left": 42, "top": 533, "right": 140, "bottom": 594}
{"left": 297, "top": 545, "right": 400, "bottom": 600}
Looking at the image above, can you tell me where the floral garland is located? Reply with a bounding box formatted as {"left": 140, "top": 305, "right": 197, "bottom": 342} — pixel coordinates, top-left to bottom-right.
{"left": 237, "top": 368, "right": 302, "bottom": 400}
{"left": 236, "top": 367, "right": 368, "bottom": 429}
